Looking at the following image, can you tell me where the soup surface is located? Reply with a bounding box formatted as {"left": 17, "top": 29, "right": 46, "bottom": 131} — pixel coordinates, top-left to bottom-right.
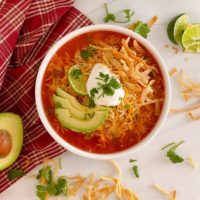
{"left": 42, "top": 31, "right": 164, "bottom": 153}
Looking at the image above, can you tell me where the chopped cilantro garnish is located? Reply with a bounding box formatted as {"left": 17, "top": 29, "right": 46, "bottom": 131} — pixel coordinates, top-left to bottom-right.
{"left": 90, "top": 88, "right": 98, "bottom": 97}
{"left": 36, "top": 185, "right": 46, "bottom": 200}
{"left": 162, "top": 141, "right": 185, "bottom": 164}
{"left": 129, "top": 159, "right": 137, "bottom": 163}
{"left": 131, "top": 21, "right": 150, "bottom": 38}
{"left": 37, "top": 166, "right": 52, "bottom": 184}
{"left": 124, "top": 104, "right": 130, "bottom": 109}
{"left": 107, "top": 77, "right": 121, "bottom": 89}
{"left": 7, "top": 168, "right": 25, "bottom": 180}
{"left": 80, "top": 46, "right": 96, "bottom": 60}
{"left": 36, "top": 166, "right": 68, "bottom": 200}
{"left": 104, "top": 3, "right": 134, "bottom": 23}
{"left": 129, "top": 159, "right": 139, "bottom": 178}
{"left": 132, "top": 165, "right": 139, "bottom": 178}
{"left": 70, "top": 68, "right": 82, "bottom": 79}
{"left": 88, "top": 97, "right": 96, "bottom": 108}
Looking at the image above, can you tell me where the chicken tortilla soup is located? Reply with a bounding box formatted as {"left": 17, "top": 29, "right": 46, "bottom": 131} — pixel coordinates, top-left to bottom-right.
{"left": 42, "top": 31, "right": 165, "bottom": 153}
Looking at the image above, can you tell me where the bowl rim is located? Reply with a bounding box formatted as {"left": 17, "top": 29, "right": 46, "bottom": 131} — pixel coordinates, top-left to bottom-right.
{"left": 35, "top": 24, "right": 171, "bottom": 160}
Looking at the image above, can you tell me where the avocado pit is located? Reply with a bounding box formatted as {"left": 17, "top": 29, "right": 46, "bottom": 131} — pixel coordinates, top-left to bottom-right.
{"left": 0, "top": 129, "right": 12, "bottom": 158}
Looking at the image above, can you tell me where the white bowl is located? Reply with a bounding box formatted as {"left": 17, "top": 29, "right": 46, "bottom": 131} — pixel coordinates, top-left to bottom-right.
{"left": 35, "top": 24, "right": 171, "bottom": 160}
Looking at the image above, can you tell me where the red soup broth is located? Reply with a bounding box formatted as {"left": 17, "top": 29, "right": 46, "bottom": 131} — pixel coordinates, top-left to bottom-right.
{"left": 42, "top": 31, "right": 164, "bottom": 154}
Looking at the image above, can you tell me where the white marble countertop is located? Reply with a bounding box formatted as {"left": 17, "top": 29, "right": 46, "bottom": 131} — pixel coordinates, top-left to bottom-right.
{"left": 1, "top": 0, "right": 200, "bottom": 199}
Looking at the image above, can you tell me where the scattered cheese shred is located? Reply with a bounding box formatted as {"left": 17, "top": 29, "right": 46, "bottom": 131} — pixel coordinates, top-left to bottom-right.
{"left": 109, "top": 159, "right": 122, "bottom": 177}
{"left": 147, "top": 15, "right": 159, "bottom": 28}
{"left": 169, "top": 67, "right": 177, "bottom": 77}
{"left": 186, "top": 156, "right": 199, "bottom": 169}
{"left": 40, "top": 159, "right": 139, "bottom": 200}
{"left": 188, "top": 112, "right": 200, "bottom": 120}
{"left": 154, "top": 184, "right": 176, "bottom": 200}
{"left": 43, "top": 158, "right": 59, "bottom": 181}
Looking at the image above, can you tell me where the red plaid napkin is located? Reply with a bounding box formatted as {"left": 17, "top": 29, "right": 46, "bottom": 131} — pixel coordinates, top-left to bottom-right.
{"left": 0, "top": 0, "right": 93, "bottom": 193}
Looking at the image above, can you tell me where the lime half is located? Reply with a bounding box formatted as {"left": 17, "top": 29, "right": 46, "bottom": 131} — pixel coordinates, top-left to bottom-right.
{"left": 182, "top": 24, "right": 200, "bottom": 53}
{"left": 68, "top": 65, "right": 88, "bottom": 95}
{"left": 167, "top": 13, "right": 188, "bottom": 44}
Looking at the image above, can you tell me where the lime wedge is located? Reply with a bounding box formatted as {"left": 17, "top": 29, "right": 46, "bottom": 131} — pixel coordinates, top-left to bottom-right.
{"left": 68, "top": 65, "right": 88, "bottom": 95}
{"left": 182, "top": 24, "right": 200, "bottom": 53}
{"left": 167, "top": 13, "right": 188, "bottom": 44}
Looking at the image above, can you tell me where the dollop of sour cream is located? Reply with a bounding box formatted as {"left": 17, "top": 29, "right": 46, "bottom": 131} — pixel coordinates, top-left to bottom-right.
{"left": 86, "top": 63, "right": 125, "bottom": 106}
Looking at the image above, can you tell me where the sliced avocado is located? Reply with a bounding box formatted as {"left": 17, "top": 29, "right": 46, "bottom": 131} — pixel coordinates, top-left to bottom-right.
{"left": 55, "top": 108, "right": 108, "bottom": 133}
{"left": 53, "top": 95, "right": 94, "bottom": 120}
{"left": 0, "top": 113, "right": 23, "bottom": 171}
{"left": 56, "top": 87, "right": 88, "bottom": 111}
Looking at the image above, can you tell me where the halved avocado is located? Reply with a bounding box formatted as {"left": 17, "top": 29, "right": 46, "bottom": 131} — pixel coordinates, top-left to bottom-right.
{"left": 53, "top": 95, "right": 94, "bottom": 120}
{"left": 56, "top": 87, "right": 88, "bottom": 111}
{"left": 55, "top": 108, "right": 108, "bottom": 133}
{"left": 0, "top": 113, "right": 23, "bottom": 171}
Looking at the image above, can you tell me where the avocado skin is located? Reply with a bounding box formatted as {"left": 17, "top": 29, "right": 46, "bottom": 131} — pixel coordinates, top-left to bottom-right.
{"left": 55, "top": 108, "right": 108, "bottom": 133}
{"left": 0, "top": 113, "right": 23, "bottom": 171}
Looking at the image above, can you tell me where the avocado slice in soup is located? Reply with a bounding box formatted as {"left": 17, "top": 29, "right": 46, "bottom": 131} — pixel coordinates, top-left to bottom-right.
{"left": 55, "top": 108, "right": 108, "bottom": 133}
{"left": 53, "top": 95, "right": 94, "bottom": 120}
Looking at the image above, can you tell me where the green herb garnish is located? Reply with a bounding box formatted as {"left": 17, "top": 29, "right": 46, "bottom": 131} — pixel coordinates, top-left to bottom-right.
{"left": 129, "top": 159, "right": 137, "bottom": 163}
{"left": 37, "top": 166, "right": 52, "bottom": 184}
{"left": 129, "top": 159, "right": 139, "bottom": 178}
{"left": 162, "top": 141, "right": 185, "bottom": 164}
{"left": 124, "top": 104, "right": 130, "bottom": 109}
{"left": 36, "top": 166, "right": 68, "bottom": 200}
{"left": 131, "top": 21, "right": 150, "bottom": 38}
{"left": 90, "top": 88, "right": 99, "bottom": 97}
{"left": 132, "top": 165, "right": 139, "bottom": 178}
{"left": 80, "top": 46, "right": 96, "bottom": 60}
{"left": 8, "top": 168, "right": 25, "bottom": 180}
{"left": 70, "top": 68, "right": 82, "bottom": 79}
{"left": 36, "top": 185, "right": 46, "bottom": 200}
{"left": 88, "top": 97, "right": 96, "bottom": 108}
{"left": 104, "top": 3, "right": 134, "bottom": 23}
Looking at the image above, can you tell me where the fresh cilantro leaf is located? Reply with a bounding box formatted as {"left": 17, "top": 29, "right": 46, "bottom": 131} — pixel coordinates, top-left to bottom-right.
{"left": 129, "top": 159, "right": 137, "bottom": 163}
{"left": 167, "top": 151, "right": 184, "bottom": 164}
{"left": 8, "top": 168, "right": 25, "bottom": 180}
{"left": 57, "top": 177, "right": 68, "bottom": 196}
{"left": 162, "top": 141, "right": 185, "bottom": 164}
{"left": 97, "top": 72, "right": 110, "bottom": 82}
{"left": 123, "top": 9, "right": 134, "bottom": 21}
{"left": 132, "top": 165, "right": 139, "bottom": 178}
{"left": 80, "top": 46, "right": 96, "bottom": 60}
{"left": 37, "top": 166, "right": 52, "bottom": 184}
{"left": 88, "top": 97, "right": 95, "bottom": 108}
{"left": 70, "top": 68, "right": 82, "bottom": 79}
{"left": 104, "top": 13, "right": 116, "bottom": 23}
{"left": 46, "top": 182, "right": 59, "bottom": 196}
{"left": 101, "top": 84, "right": 115, "bottom": 96}
{"left": 161, "top": 142, "right": 176, "bottom": 150}
{"left": 90, "top": 88, "right": 98, "bottom": 97}
{"left": 107, "top": 77, "right": 121, "bottom": 89}
{"left": 124, "top": 104, "right": 130, "bottom": 109}
{"left": 132, "top": 21, "right": 150, "bottom": 38}
{"left": 104, "top": 3, "right": 134, "bottom": 23}
{"left": 36, "top": 185, "right": 46, "bottom": 200}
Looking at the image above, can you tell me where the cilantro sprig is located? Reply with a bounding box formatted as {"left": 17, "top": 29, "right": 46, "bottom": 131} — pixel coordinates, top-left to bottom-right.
{"left": 80, "top": 46, "right": 96, "bottom": 60}
{"left": 161, "top": 141, "right": 185, "bottom": 164}
{"left": 130, "top": 21, "right": 150, "bottom": 38}
{"left": 104, "top": 3, "right": 134, "bottom": 23}
{"left": 70, "top": 68, "right": 82, "bottom": 79}
{"left": 129, "top": 159, "right": 139, "bottom": 178}
{"left": 36, "top": 166, "right": 68, "bottom": 200}
{"left": 88, "top": 72, "right": 121, "bottom": 107}
{"left": 7, "top": 168, "right": 25, "bottom": 181}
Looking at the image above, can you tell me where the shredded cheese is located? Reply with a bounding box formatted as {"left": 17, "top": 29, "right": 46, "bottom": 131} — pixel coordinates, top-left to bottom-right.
{"left": 147, "top": 15, "right": 159, "bottom": 28}
{"left": 169, "top": 67, "right": 177, "bottom": 77}
{"left": 154, "top": 184, "right": 176, "bottom": 200}
{"left": 186, "top": 156, "right": 199, "bottom": 169}
{"left": 109, "top": 160, "right": 122, "bottom": 177}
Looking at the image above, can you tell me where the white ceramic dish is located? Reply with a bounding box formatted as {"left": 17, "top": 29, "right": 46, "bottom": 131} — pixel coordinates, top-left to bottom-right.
{"left": 35, "top": 24, "right": 171, "bottom": 160}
